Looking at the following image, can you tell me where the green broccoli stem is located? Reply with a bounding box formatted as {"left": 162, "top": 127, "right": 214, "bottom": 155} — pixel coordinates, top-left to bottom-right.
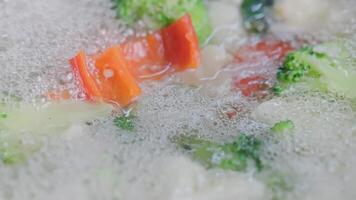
{"left": 173, "top": 133, "right": 263, "bottom": 172}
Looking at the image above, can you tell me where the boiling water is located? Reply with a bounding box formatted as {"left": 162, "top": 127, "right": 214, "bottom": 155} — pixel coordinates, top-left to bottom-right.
{"left": 0, "top": 0, "right": 356, "bottom": 200}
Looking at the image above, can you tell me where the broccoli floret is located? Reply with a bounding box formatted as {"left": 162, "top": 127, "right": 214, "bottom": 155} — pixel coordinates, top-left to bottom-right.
{"left": 271, "top": 120, "right": 294, "bottom": 133}
{"left": 114, "top": 113, "right": 135, "bottom": 131}
{"left": 275, "top": 41, "right": 356, "bottom": 99}
{"left": 112, "top": 0, "right": 212, "bottom": 43}
{"left": 240, "top": 0, "right": 274, "bottom": 33}
{"left": 174, "top": 132, "right": 295, "bottom": 198}
{"left": 173, "top": 133, "right": 263, "bottom": 171}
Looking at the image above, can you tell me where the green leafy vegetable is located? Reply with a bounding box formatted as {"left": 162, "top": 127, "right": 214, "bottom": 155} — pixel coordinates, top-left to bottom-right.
{"left": 173, "top": 133, "right": 263, "bottom": 171}
{"left": 0, "top": 101, "right": 112, "bottom": 165}
{"left": 112, "top": 0, "right": 212, "bottom": 43}
{"left": 240, "top": 0, "right": 274, "bottom": 33}
{"left": 1, "top": 149, "right": 27, "bottom": 165}
{"left": 0, "top": 112, "right": 7, "bottom": 119}
{"left": 275, "top": 41, "right": 356, "bottom": 99}
{"left": 114, "top": 113, "right": 135, "bottom": 131}
{"left": 271, "top": 84, "right": 283, "bottom": 96}
{"left": 271, "top": 120, "right": 295, "bottom": 133}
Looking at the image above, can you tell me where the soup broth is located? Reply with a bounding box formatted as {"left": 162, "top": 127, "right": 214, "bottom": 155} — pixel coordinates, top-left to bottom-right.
{"left": 0, "top": 0, "right": 355, "bottom": 200}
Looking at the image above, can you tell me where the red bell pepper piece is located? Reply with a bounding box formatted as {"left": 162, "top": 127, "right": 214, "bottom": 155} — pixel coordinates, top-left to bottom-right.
{"left": 70, "top": 48, "right": 141, "bottom": 107}
{"left": 235, "top": 40, "right": 294, "bottom": 64}
{"left": 161, "top": 14, "right": 200, "bottom": 71}
{"left": 121, "top": 32, "right": 168, "bottom": 81}
{"left": 233, "top": 40, "right": 294, "bottom": 97}
{"left": 121, "top": 14, "right": 201, "bottom": 81}
{"left": 234, "top": 76, "right": 270, "bottom": 97}
{"left": 70, "top": 51, "right": 101, "bottom": 99}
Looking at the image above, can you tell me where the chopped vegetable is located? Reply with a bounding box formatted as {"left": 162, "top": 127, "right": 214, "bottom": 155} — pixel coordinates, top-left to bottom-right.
{"left": 1, "top": 149, "right": 27, "bottom": 165}
{"left": 121, "top": 32, "right": 168, "bottom": 81}
{"left": 174, "top": 132, "right": 295, "bottom": 199}
{"left": 70, "top": 14, "right": 200, "bottom": 106}
{"left": 114, "top": 113, "right": 135, "bottom": 131}
{"left": 70, "top": 51, "right": 102, "bottom": 100}
{"left": 70, "top": 48, "right": 142, "bottom": 107}
{"left": 0, "top": 112, "right": 7, "bottom": 119}
{"left": 240, "top": 0, "right": 274, "bottom": 33}
{"left": 95, "top": 47, "right": 142, "bottom": 106}
{"left": 112, "top": 0, "right": 212, "bottom": 43}
{"left": 271, "top": 85, "right": 283, "bottom": 96}
{"left": 173, "top": 133, "right": 263, "bottom": 171}
{"left": 275, "top": 41, "right": 356, "bottom": 99}
{"left": 121, "top": 14, "right": 200, "bottom": 81}
{"left": 271, "top": 120, "right": 295, "bottom": 133}
{"left": 161, "top": 14, "right": 201, "bottom": 71}
{"left": 235, "top": 40, "right": 294, "bottom": 64}
{"left": 0, "top": 101, "right": 112, "bottom": 165}
{"left": 234, "top": 76, "right": 270, "bottom": 97}
{"left": 233, "top": 40, "right": 293, "bottom": 97}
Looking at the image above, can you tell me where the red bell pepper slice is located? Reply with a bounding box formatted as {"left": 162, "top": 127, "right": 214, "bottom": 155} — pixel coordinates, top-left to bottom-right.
{"left": 161, "top": 14, "right": 200, "bottom": 71}
{"left": 70, "top": 48, "right": 141, "bottom": 107}
{"left": 70, "top": 51, "right": 101, "bottom": 100}
{"left": 235, "top": 40, "right": 294, "bottom": 64}
{"left": 233, "top": 40, "right": 294, "bottom": 97}
{"left": 121, "top": 32, "right": 168, "bottom": 81}
{"left": 234, "top": 76, "right": 270, "bottom": 97}
{"left": 121, "top": 14, "right": 201, "bottom": 81}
